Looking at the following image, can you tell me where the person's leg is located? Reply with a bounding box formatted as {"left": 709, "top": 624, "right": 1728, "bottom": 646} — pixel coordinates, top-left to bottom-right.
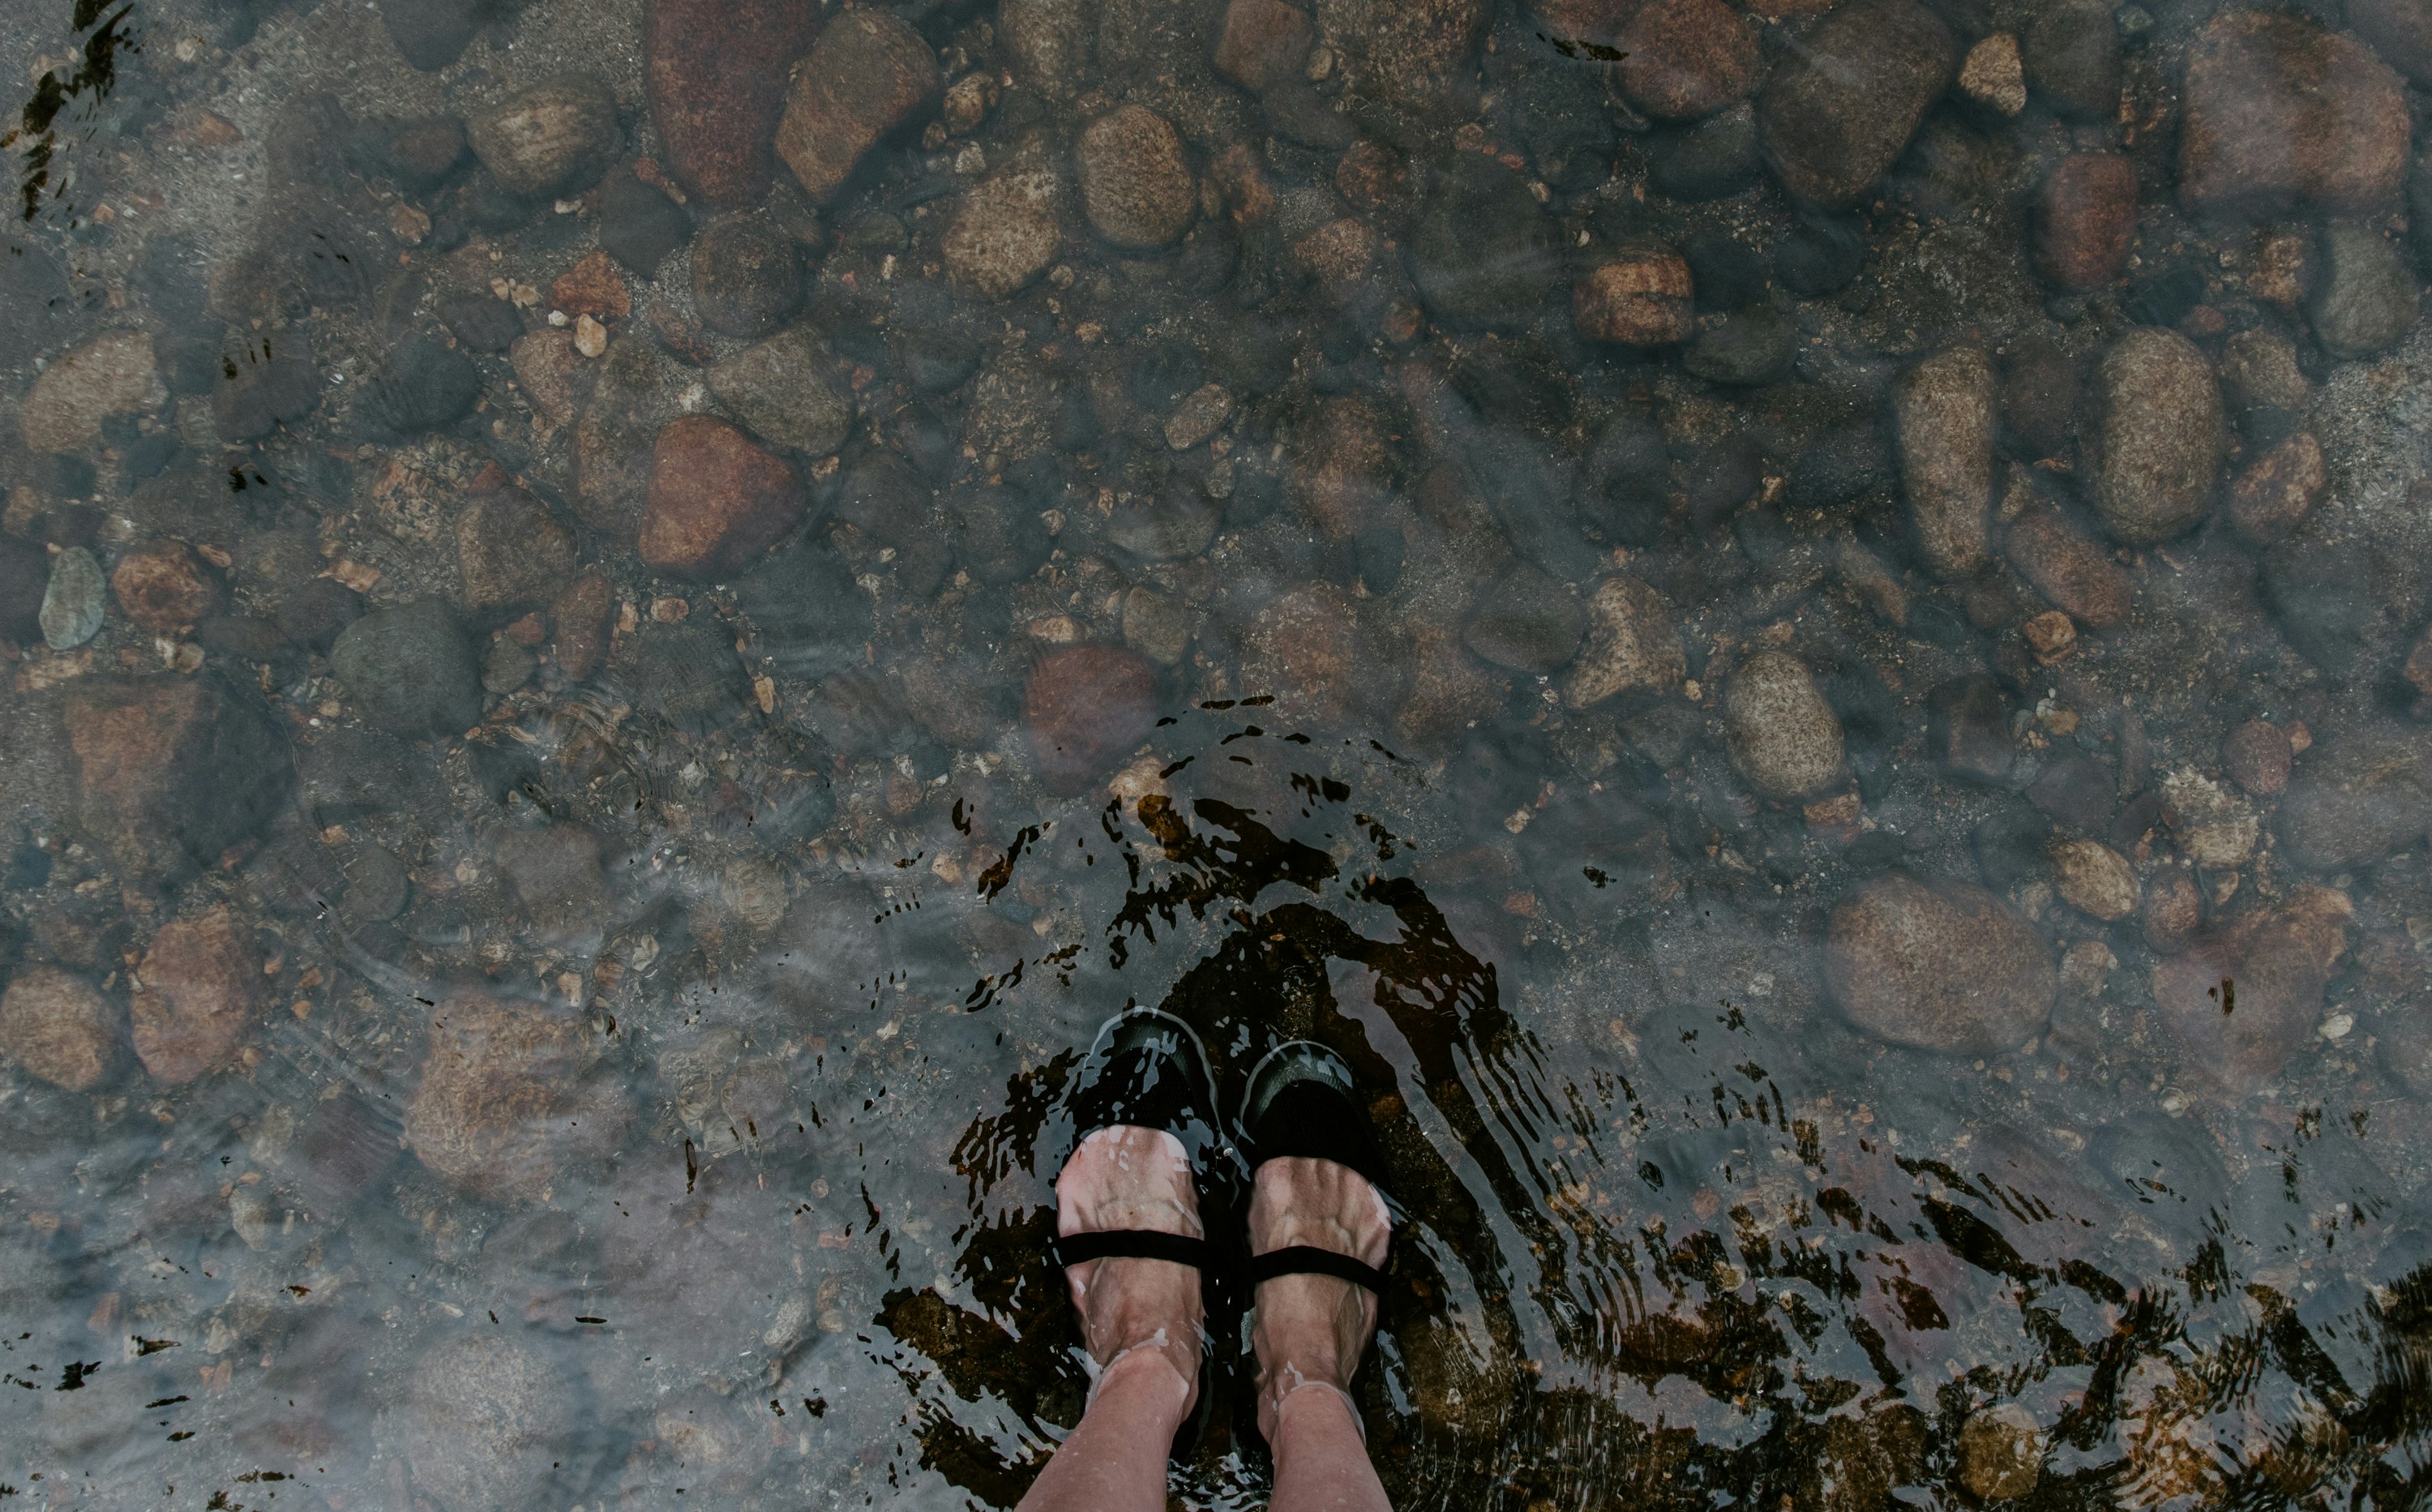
{"left": 1016, "top": 1125, "right": 1203, "bottom": 1512}
{"left": 1251, "top": 1156, "right": 1395, "bottom": 1512}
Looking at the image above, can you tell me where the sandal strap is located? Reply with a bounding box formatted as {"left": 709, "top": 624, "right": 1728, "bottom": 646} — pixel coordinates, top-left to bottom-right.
{"left": 1248, "top": 1244, "right": 1389, "bottom": 1293}
{"left": 1052, "top": 1228, "right": 1212, "bottom": 1271}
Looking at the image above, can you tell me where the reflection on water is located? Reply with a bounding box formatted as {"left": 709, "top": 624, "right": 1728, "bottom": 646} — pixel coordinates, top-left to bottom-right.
{"left": 3, "top": 0, "right": 2432, "bottom": 1506}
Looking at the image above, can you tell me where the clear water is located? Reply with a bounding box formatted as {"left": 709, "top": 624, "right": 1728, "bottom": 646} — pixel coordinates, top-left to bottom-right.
{"left": 2, "top": 0, "right": 2429, "bottom": 1508}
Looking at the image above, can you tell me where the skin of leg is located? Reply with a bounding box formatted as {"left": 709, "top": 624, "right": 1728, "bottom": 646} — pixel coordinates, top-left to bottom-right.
{"left": 1250, "top": 1156, "right": 1394, "bottom": 1512}
{"left": 1015, "top": 1125, "right": 1204, "bottom": 1512}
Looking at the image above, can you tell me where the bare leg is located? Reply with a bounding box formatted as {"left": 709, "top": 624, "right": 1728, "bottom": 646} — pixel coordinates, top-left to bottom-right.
{"left": 1017, "top": 1126, "right": 1203, "bottom": 1512}
{"left": 1251, "top": 1157, "right": 1395, "bottom": 1512}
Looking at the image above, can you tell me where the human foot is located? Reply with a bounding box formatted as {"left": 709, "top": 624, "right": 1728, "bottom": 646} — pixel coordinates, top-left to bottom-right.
{"left": 1247, "top": 1155, "right": 1392, "bottom": 1440}
{"left": 1055, "top": 1124, "right": 1205, "bottom": 1422}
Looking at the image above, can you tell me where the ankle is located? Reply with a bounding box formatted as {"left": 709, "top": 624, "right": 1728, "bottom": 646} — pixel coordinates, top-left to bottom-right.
{"left": 1090, "top": 1331, "right": 1199, "bottom": 1427}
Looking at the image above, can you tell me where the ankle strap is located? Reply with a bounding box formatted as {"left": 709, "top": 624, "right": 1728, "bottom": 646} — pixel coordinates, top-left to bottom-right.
{"left": 1053, "top": 1228, "right": 1211, "bottom": 1271}
{"left": 1247, "top": 1243, "right": 1388, "bottom": 1292}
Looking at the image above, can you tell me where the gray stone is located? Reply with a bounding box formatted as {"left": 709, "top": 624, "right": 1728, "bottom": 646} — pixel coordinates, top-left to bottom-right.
{"left": 1827, "top": 875, "right": 2056, "bottom": 1055}
{"left": 1757, "top": 0, "right": 1957, "bottom": 206}
{"left": 1892, "top": 347, "right": 1996, "bottom": 579}
{"left": 2275, "top": 728, "right": 2432, "bottom": 872}
{"left": 1121, "top": 585, "right": 1191, "bottom": 665}
{"left": 2309, "top": 226, "right": 2418, "bottom": 359}
{"left": 2022, "top": 0, "right": 2117, "bottom": 118}
{"left": 19, "top": 330, "right": 163, "bottom": 454}
{"left": 1463, "top": 565, "right": 1586, "bottom": 675}
{"left": 395, "top": 1333, "right": 588, "bottom": 1511}
{"left": 1408, "top": 153, "right": 1556, "bottom": 329}
{"left": 2088, "top": 328, "right": 2222, "bottom": 545}
{"left": 467, "top": 75, "right": 619, "bottom": 199}
{"left": 1683, "top": 304, "right": 1796, "bottom": 386}
{"left": 39, "top": 546, "right": 105, "bottom": 649}
{"left": 1723, "top": 650, "right": 1843, "bottom": 799}
{"left": 707, "top": 327, "right": 853, "bottom": 456}
{"left": 330, "top": 602, "right": 486, "bottom": 738}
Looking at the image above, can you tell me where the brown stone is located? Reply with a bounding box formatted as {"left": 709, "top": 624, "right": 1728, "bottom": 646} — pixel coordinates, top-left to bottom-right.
{"left": 646, "top": 0, "right": 820, "bottom": 208}
{"left": 550, "top": 572, "right": 614, "bottom": 681}
{"left": 1561, "top": 575, "right": 1685, "bottom": 709}
{"left": 639, "top": 416, "right": 806, "bottom": 580}
{"left": 2350, "top": 0, "right": 2432, "bottom": 85}
{"left": 1613, "top": 0, "right": 1760, "bottom": 121}
{"left": 1241, "top": 585, "right": 1364, "bottom": 728}
{"left": 0, "top": 966, "right": 118, "bottom": 1091}
{"left": 547, "top": 251, "right": 631, "bottom": 323}
{"left": 1892, "top": 346, "right": 1996, "bottom": 580}
{"left": 2002, "top": 507, "right": 2129, "bottom": 630}
{"left": 775, "top": 10, "right": 940, "bottom": 204}
{"left": 1574, "top": 253, "right": 1693, "bottom": 345}
{"left": 1826, "top": 874, "right": 2056, "bottom": 1056}
{"left": 1335, "top": 139, "right": 1414, "bottom": 215}
{"left": 1077, "top": 105, "right": 1197, "bottom": 249}
{"left": 405, "top": 992, "right": 617, "bottom": 1202}
{"left": 2224, "top": 431, "right": 2323, "bottom": 546}
{"left": 2221, "top": 720, "right": 2293, "bottom": 797}
{"left": 458, "top": 484, "right": 578, "bottom": 617}
{"left": 1756, "top": 0, "right": 1957, "bottom": 206}
{"left": 62, "top": 675, "right": 291, "bottom": 882}
{"left": 2033, "top": 153, "right": 2134, "bottom": 293}
{"left": 466, "top": 75, "right": 619, "bottom": 199}
{"left": 1394, "top": 620, "right": 1508, "bottom": 751}
{"left": 110, "top": 542, "right": 222, "bottom": 633}
{"left": 2141, "top": 868, "right": 2203, "bottom": 953}
{"left": 1214, "top": 0, "right": 1313, "bottom": 92}
{"left": 131, "top": 907, "right": 260, "bottom": 1085}
{"left": 2087, "top": 328, "right": 2222, "bottom": 546}
{"left": 1025, "top": 645, "right": 1160, "bottom": 794}
{"left": 2178, "top": 12, "right": 2408, "bottom": 218}
{"left": 2049, "top": 837, "right": 2135, "bottom": 921}
{"left": 1289, "top": 396, "right": 1393, "bottom": 540}
{"left": 1724, "top": 650, "right": 1845, "bottom": 800}
{"left": 19, "top": 330, "right": 164, "bottom": 455}
{"left": 1312, "top": 0, "right": 1490, "bottom": 115}
{"left": 2152, "top": 888, "right": 2350, "bottom": 1094}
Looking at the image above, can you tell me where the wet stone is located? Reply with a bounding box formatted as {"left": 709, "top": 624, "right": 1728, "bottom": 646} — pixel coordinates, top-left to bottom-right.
{"left": 2034, "top": 154, "right": 2135, "bottom": 293}
{"left": 2177, "top": 12, "right": 2408, "bottom": 218}
{"left": 2351, "top": 0, "right": 2432, "bottom": 86}
{"left": 366, "top": 336, "right": 483, "bottom": 436}
{"left": 62, "top": 675, "right": 292, "bottom": 882}
{"left": 0, "top": 966, "right": 119, "bottom": 1091}
{"left": 1928, "top": 675, "right": 2011, "bottom": 783}
{"left": 1025, "top": 645, "right": 1159, "bottom": 794}
{"left": 691, "top": 216, "right": 803, "bottom": 338}
{"left": 2308, "top": 227, "right": 2417, "bottom": 360}
{"left": 1464, "top": 565, "right": 1586, "bottom": 676}
{"left": 467, "top": 75, "right": 620, "bottom": 199}
{"left": 2088, "top": 328, "right": 2222, "bottom": 546}
{"left": 438, "top": 290, "right": 524, "bottom": 353}
{"left": 1411, "top": 153, "right": 1557, "bottom": 329}
{"left": 597, "top": 168, "right": 695, "bottom": 275}
{"left": 1078, "top": 105, "right": 1197, "bottom": 249}
{"left": 2221, "top": 719, "right": 2292, "bottom": 797}
{"left": 1683, "top": 304, "right": 1796, "bottom": 386}
{"left": 1241, "top": 584, "right": 1361, "bottom": 726}
{"left": 0, "top": 537, "right": 46, "bottom": 643}
{"left": 707, "top": 327, "right": 852, "bottom": 456}
{"left": 19, "top": 330, "right": 164, "bottom": 455}
{"left": 405, "top": 992, "right": 616, "bottom": 1201}
{"left": 645, "top": 0, "right": 819, "bottom": 208}
{"left": 2275, "top": 728, "right": 2432, "bottom": 873}
{"left": 330, "top": 601, "right": 486, "bottom": 738}
{"left": 1575, "top": 251, "right": 1693, "bottom": 347}
{"left": 1215, "top": 0, "right": 1314, "bottom": 92}
{"left": 1723, "top": 650, "right": 1844, "bottom": 800}
{"left": 396, "top": 1333, "right": 588, "bottom": 1510}
{"left": 1647, "top": 102, "right": 1761, "bottom": 201}
{"left": 1826, "top": 874, "right": 2056, "bottom": 1056}
{"left": 641, "top": 416, "right": 807, "bottom": 580}
{"left": 943, "top": 167, "right": 1064, "bottom": 299}
{"left": 39, "top": 546, "right": 105, "bottom": 649}
{"left": 2152, "top": 887, "right": 2350, "bottom": 1094}
{"left": 2050, "top": 837, "right": 2137, "bottom": 922}
{"left": 1756, "top": 0, "right": 1956, "bottom": 207}
{"left": 457, "top": 484, "right": 578, "bottom": 618}
{"left": 1892, "top": 346, "right": 1995, "bottom": 580}
{"left": 109, "top": 541, "right": 221, "bottom": 633}
{"left": 775, "top": 9, "right": 942, "bottom": 204}
{"left": 2225, "top": 431, "right": 2323, "bottom": 546}
{"left": 1958, "top": 1403, "right": 2045, "bottom": 1501}
{"left": 2023, "top": 0, "right": 2117, "bottom": 118}
{"left": 1612, "top": 0, "right": 1760, "bottom": 122}
{"left": 130, "top": 906, "right": 259, "bottom": 1086}
{"left": 2003, "top": 506, "right": 2127, "bottom": 630}
{"left": 1561, "top": 575, "right": 1684, "bottom": 709}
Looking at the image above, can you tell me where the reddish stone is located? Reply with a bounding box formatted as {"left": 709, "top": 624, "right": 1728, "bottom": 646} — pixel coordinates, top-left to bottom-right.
{"left": 646, "top": 0, "right": 820, "bottom": 208}
{"left": 550, "top": 571, "right": 614, "bottom": 680}
{"left": 639, "top": 416, "right": 807, "bottom": 580}
{"left": 547, "top": 250, "right": 632, "bottom": 323}
{"left": 131, "top": 906, "right": 260, "bottom": 1085}
{"left": 2002, "top": 506, "right": 2129, "bottom": 630}
{"left": 2225, "top": 431, "right": 2323, "bottom": 546}
{"left": 1214, "top": 0, "right": 1313, "bottom": 92}
{"left": 1574, "top": 253, "right": 1693, "bottom": 345}
{"left": 1025, "top": 645, "right": 1160, "bottom": 794}
{"left": 1613, "top": 0, "right": 1760, "bottom": 121}
{"left": 62, "top": 676, "right": 291, "bottom": 882}
{"left": 405, "top": 992, "right": 622, "bottom": 1202}
{"left": 2222, "top": 720, "right": 2293, "bottom": 797}
{"left": 1240, "top": 584, "right": 1363, "bottom": 728}
{"left": 774, "top": 9, "right": 941, "bottom": 204}
{"left": 2178, "top": 11, "right": 2408, "bottom": 217}
{"left": 1288, "top": 397, "right": 1393, "bottom": 541}
{"left": 110, "top": 542, "right": 223, "bottom": 633}
{"left": 458, "top": 483, "right": 579, "bottom": 617}
{"left": 0, "top": 966, "right": 119, "bottom": 1091}
{"left": 2033, "top": 152, "right": 2134, "bottom": 293}
{"left": 2152, "top": 888, "right": 2350, "bottom": 1094}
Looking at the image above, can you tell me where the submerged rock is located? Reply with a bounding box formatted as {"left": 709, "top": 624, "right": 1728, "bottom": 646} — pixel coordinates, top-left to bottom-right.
{"left": 1826, "top": 875, "right": 2055, "bottom": 1056}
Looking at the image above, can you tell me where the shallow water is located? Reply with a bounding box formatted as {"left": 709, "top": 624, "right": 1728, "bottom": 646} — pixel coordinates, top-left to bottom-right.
{"left": 2, "top": 0, "right": 2430, "bottom": 1506}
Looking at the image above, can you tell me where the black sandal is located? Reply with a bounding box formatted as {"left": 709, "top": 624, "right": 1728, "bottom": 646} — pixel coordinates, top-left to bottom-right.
{"left": 1236, "top": 1041, "right": 1394, "bottom": 1437}
{"left": 1050, "top": 1005, "right": 1231, "bottom": 1461}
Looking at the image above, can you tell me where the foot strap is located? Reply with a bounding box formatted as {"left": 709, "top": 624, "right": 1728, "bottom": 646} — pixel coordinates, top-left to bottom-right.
{"left": 1053, "top": 1228, "right": 1212, "bottom": 1271}
{"left": 1248, "top": 1244, "right": 1388, "bottom": 1293}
